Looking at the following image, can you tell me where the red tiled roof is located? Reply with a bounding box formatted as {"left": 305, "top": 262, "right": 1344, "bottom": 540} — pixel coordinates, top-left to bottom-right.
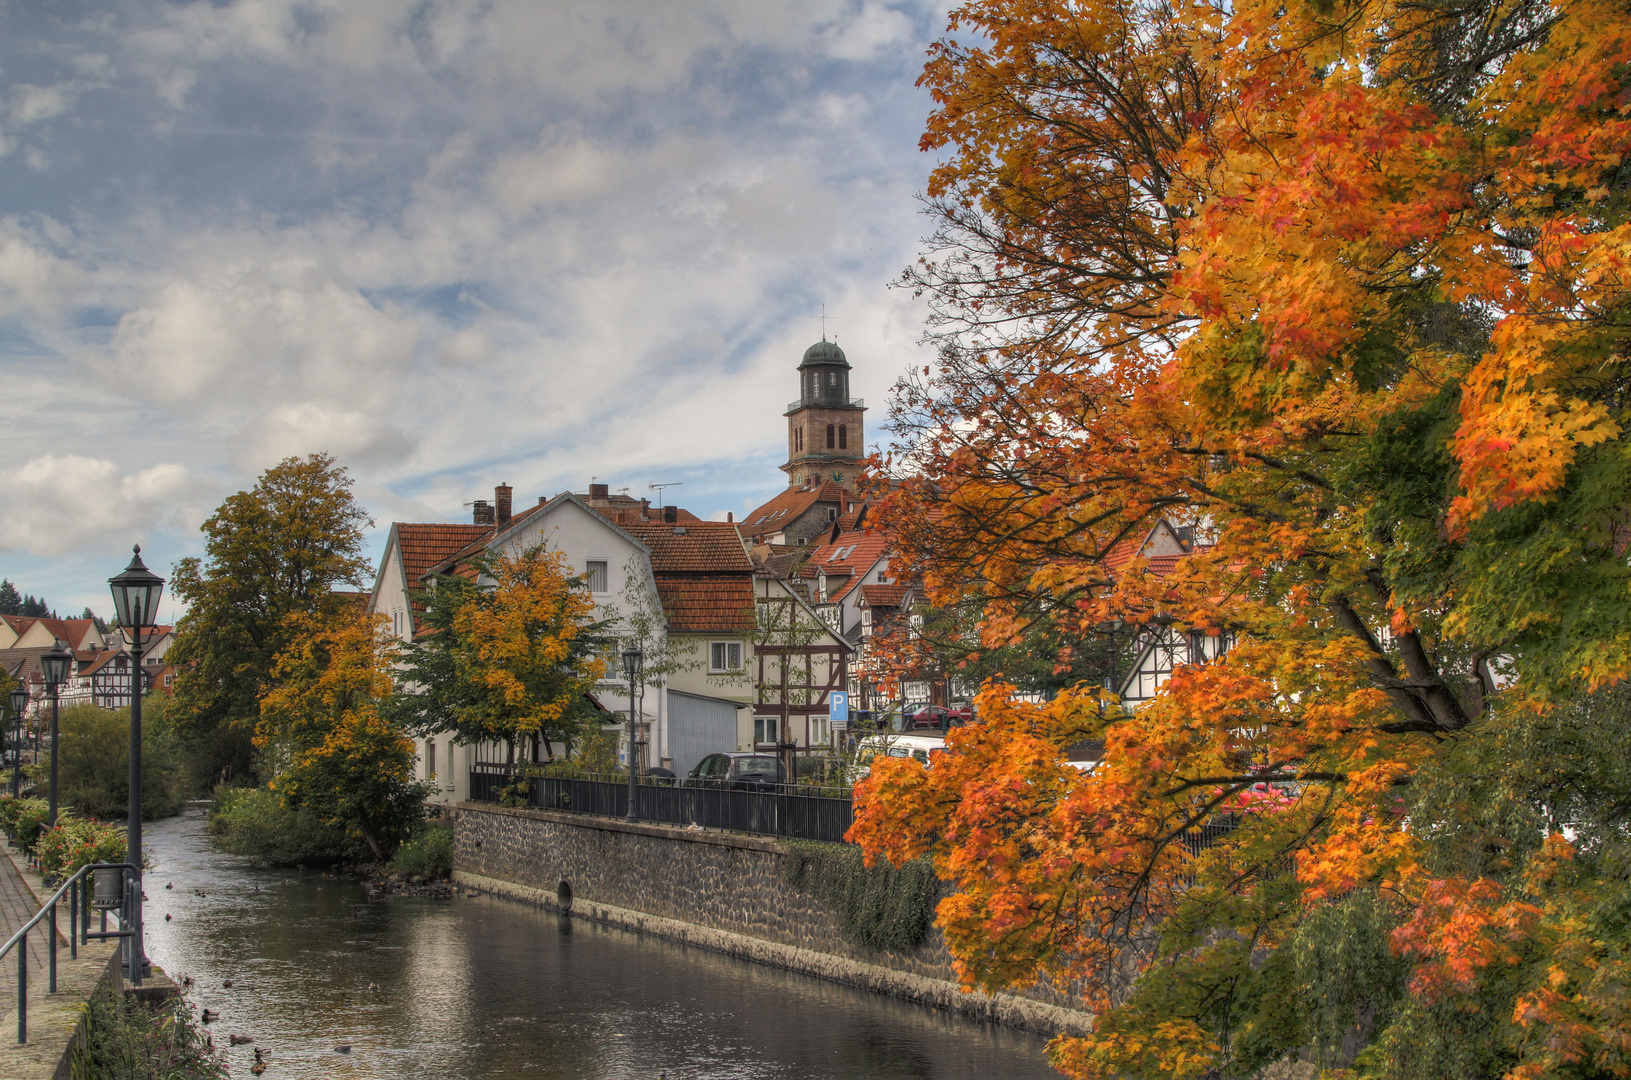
{"left": 801, "top": 531, "right": 891, "bottom": 603}
{"left": 742, "top": 480, "right": 854, "bottom": 539}
{"left": 623, "top": 522, "right": 752, "bottom": 574}
{"left": 398, "top": 523, "right": 491, "bottom": 588}
{"left": 653, "top": 574, "right": 757, "bottom": 633}
{"left": 6, "top": 616, "right": 100, "bottom": 651}
{"left": 622, "top": 522, "right": 754, "bottom": 632}
{"left": 859, "top": 584, "right": 909, "bottom": 608}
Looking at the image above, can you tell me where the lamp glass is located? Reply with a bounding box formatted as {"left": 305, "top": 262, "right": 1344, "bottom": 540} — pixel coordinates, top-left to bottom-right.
{"left": 621, "top": 645, "right": 642, "bottom": 680}
{"left": 41, "top": 638, "right": 74, "bottom": 689}
{"left": 109, "top": 544, "right": 165, "bottom": 631}
{"left": 7, "top": 687, "right": 24, "bottom": 716}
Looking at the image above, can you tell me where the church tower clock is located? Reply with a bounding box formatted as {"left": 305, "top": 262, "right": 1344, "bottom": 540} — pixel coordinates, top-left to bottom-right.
{"left": 782, "top": 339, "right": 865, "bottom": 490}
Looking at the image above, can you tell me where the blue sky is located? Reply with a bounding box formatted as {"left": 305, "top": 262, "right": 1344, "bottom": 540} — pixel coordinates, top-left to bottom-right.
{"left": 0, "top": 0, "right": 947, "bottom": 620}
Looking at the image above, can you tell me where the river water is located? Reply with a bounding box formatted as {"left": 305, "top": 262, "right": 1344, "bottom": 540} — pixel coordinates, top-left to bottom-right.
{"left": 141, "top": 807, "right": 1061, "bottom": 1080}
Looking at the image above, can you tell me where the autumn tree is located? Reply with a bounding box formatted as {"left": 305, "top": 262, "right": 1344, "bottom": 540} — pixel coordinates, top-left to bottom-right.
{"left": 851, "top": 0, "right": 1631, "bottom": 1077}
{"left": 167, "top": 453, "right": 373, "bottom": 786}
{"left": 387, "top": 546, "right": 608, "bottom": 764}
{"left": 257, "top": 608, "right": 424, "bottom": 860}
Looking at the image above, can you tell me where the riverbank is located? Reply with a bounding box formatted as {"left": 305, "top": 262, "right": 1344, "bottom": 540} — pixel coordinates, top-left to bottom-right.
{"left": 452, "top": 801, "right": 1095, "bottom": 1037}
{"left": 143, "top": 805, "right": 1061, "bottom": 1079}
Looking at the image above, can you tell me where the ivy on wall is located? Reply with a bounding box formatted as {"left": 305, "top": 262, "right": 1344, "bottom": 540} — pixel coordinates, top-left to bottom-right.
{"left": 782, "top": 840, "right": 938, "bottom": 953}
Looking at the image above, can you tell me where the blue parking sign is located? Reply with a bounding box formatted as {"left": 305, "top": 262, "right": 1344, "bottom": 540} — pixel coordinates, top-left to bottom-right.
{"left": 829, "top": 691, "right": 849, "bottom": 726}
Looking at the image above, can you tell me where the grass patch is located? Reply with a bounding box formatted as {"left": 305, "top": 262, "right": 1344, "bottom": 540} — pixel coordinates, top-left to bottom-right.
{"left": 70, "top": 982, "right": 227, "bottom": 1080}
{"left": 782, "top": 840, "right": 939, "bottom": 954}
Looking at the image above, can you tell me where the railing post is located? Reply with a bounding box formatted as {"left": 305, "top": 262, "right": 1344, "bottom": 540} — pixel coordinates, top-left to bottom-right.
{"left": 17, "top": 926, "right": 26, "bottom": 1044}
{"left": 68, "top": 879, "right": 76, "bottom": 959}
{"left": 46, "top": 906, "right": 55, "bottom": 994}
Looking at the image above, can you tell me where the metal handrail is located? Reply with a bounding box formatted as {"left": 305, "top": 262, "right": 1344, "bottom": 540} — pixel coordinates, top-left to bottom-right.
{"left": 0, "top": 861, "right": 137, "bottom": 1044}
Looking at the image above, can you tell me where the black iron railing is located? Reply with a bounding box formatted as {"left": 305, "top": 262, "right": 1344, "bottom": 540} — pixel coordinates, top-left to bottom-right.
{"left": 0, "top": 860, "right": 139, "bottom": 1043}
{"left": 470, "top": 765, "right": 856, "bottom": 844}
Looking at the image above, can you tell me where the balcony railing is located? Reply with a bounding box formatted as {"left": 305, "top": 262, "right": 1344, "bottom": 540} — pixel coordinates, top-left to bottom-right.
{"left": 786, "top": 397, "right": 865, "bottom": 413}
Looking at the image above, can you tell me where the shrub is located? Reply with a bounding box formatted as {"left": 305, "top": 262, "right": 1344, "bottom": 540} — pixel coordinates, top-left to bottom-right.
{"left": 34, "top": 815, "right": 127, "bottom": 880}
{"left": 782, "top": 840, "right": 939, "bottom": 953}
{"left": 70, "top": 980, "right": 226, "bottom": 1080}
{"left": 389, "top": 816, "right": 453, "bottom": 879}
{"left": 0, "top": 794, "right": 26, "bottom": 832}
{"left": 53, "top": 703, "right": 186, "bottom": 820}
{"left": 9, "top": 797, "right": 50, "bottom": 852}
{"left": 207, "top": 785, "right": 368, "bottom": 866}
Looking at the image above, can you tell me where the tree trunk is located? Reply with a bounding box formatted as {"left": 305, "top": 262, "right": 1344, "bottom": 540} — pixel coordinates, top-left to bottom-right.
{"left": 358, "top": 819, "right": 386, "bottom": 862}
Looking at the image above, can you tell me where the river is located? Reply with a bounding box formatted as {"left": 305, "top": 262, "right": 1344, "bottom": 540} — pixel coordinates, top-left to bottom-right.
{"left": 141, "top": 807, "right": 1062, "bottom": 1079}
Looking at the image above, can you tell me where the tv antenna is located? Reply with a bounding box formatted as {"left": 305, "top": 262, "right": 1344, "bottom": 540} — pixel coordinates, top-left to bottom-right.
{"left": 649, "top": 482, "right": 684, "bottom": 507}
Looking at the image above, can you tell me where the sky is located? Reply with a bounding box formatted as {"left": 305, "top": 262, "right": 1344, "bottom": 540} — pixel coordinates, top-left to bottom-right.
{"left": 0, "top": 0, "right": 951, "bottom": 622}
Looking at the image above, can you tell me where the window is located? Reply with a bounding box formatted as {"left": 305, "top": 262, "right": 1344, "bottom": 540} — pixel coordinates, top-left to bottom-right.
{"left": 795, "top": 428, "right": 803, "bottom": 452}
{"left": 861, "top": 608, "right": 873, "bottom": 626}
{"left": 816, "top": 571, "right": 827, "bottom": 602}
{"left": 826, "top": 424, "right": 835, "bottom": 448}
{"left": 710, "top": 640, "right": 743, "bottom": 672}
{"left": 754, "top": 715, "right": 781, "bottom": 745}
{"left": 908, "top": 612, "right": 924, "bottom": 639}
{"left": 810, "top": 714, "right": 830, "bottom": 745}
{"left": 828, "top": 507, "right": 837, "bottom": 522}
{"left": 426, "top": 740, "right": 437, "bottom": 781}
{"left": 586, "top": 561, "right": 608, "bottom": 592}
{"left": 838, "top": 425, "right": 847, "bottom": 449}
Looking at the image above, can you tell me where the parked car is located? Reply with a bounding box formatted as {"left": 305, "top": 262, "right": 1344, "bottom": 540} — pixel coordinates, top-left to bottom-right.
{"left": 906, "top": 704, "right": 950, "bottom": 730}
{"left": 945, "top": 701, "right": 975, "bottom": 724}
{"left": 682, "top": 753, "right": 786, "bottom": 790}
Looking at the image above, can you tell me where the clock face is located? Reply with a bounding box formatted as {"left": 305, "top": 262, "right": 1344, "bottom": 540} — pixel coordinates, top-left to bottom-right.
{"left": 831, "top": 471, "right": 844, "bottom": 484}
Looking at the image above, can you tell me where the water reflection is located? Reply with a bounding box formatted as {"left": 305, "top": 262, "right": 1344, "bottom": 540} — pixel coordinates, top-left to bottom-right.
{"left": 143, "top": 808, "right": 1061, "bottom": 1079}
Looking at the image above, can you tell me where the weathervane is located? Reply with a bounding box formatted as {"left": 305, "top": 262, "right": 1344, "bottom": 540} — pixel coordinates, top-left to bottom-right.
{"left": 810, "top": 304, "right": 837, "bottom": 342}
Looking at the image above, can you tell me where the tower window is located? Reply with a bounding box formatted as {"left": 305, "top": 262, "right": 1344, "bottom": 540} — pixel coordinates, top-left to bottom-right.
{"left": 838, "top": 425, "right": 847, "bottom": 449}
{"left": 826, "top": 425, "right": 835, "bottom": 448}
{"left": 795, "top": 428, "right": 803, "bottom": 452}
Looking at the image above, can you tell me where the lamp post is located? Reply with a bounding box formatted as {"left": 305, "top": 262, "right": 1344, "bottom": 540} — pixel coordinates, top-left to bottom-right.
{"left": 39, "top": 638, "right": 74, "bottom": 828}
{"left": 108, "top": 544, "right": 164, "bottom": 987}
{"left": 5, "top": 686, "right": 24, "bottom": 798}
{"left": 622, "top": 644, "right": 642, "bottom": 823}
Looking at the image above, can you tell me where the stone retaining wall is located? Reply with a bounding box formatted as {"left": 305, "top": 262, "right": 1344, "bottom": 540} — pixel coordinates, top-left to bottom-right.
{"left": 453, "top": 802, "right": 1093, "bottom": 1036}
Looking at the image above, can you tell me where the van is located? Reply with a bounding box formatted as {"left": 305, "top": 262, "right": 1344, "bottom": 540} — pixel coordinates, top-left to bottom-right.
{"left": 854, "top": 733, "right": 947, "bottom": 776}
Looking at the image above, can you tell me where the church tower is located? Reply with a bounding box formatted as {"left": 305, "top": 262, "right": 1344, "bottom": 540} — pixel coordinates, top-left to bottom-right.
{"left": 782, "top": 339, "right": 865, "bottom": 489}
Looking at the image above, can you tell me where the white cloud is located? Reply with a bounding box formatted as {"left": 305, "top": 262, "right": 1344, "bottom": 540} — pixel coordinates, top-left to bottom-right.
{"left": 247, "top": 402, "right": 413, "bottom": 469}
{"left": 0, "top": 456, "right": 198, "bottom": 556}
{"left": 0, "top": 227, "right": 82, "bottom": 317}
{"left": 0, "top": 0, "right": 945, "bottom": 597}
{"left": 106, "top": 269, "right": 420, "bottom": 410}
{"left": 10, "top": 84, "right": 73, "bottom": 125}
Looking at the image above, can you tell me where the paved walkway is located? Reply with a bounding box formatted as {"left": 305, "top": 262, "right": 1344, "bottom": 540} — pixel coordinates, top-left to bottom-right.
{"left": 0, "top": 849, "right": 52, "bottom": 979}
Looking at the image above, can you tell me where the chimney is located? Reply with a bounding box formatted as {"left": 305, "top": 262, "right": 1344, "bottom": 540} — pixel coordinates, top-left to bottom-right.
{"left": 495, "top": 483, "right": 513, "bottom": 526}
{"left": 473, "top": 499, "right": 494, "bottom": 526}
{"left": 727, "top": 512, "right": 733, "bottom": 523}
{"left": 588, "top": 483, "right": 609, "bottom": 501}
{"left": 663, "top": 504, "right": 678, "bottom": 523}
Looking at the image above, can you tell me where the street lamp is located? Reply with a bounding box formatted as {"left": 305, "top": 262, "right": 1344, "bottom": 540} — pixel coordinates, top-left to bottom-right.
{"left": 39, "top": 638, "right": 74, "bottom": 828}
{"left": 109, "top": 544, "right": 164, "bottom": 987}
{"left": 622, "top": 644, "right": 642, "bottom": 823}
{"left": 6, "top": 686, "right": 25, "bottom": 798}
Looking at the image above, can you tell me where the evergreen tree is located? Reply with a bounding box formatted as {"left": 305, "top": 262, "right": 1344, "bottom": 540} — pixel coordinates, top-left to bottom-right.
{"left": 0, "top": 581, "right": 20, "bottom": 616}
